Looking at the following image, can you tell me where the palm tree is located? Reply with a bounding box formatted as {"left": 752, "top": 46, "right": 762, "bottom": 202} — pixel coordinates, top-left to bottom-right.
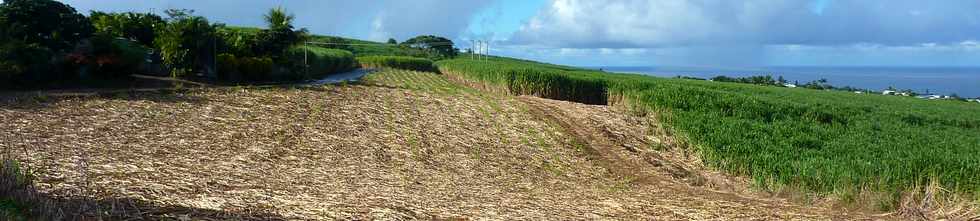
{"left": 264, "top": 6, "right": 294, "bottom": 30}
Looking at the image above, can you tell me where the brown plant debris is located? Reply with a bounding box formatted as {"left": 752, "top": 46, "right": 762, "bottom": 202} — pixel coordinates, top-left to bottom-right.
{"left": 0, "top": 70, "right": 893, "bottom": 220}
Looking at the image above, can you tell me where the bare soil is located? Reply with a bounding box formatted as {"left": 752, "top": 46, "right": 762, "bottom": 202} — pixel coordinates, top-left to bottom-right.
{"left": 0, "top": 71, "right": 891, "bottom": 220}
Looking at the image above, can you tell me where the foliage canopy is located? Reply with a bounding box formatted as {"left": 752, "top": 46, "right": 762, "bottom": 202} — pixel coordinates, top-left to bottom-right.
{"left": 0, "top": 0, "right": 93, "bottom": 51}
{"left": 402, "top": 35, "right": 457, "bottom": 59}
{"left": 90, "top": 11, "right": 165, "bottom": 46}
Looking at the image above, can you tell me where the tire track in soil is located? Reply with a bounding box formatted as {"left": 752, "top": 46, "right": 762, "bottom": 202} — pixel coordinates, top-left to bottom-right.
{"left": 516, "top": 95, "right": 881, "bottom": 220}
{"left": 520, "top": 96, "right": 663, "bottom": 186}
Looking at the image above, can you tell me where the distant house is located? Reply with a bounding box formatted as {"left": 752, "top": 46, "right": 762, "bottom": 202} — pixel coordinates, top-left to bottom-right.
{"left": 854, "top": 91, "right": 863, "bottom": 94}
{"left": 882, "top": 90, "right": 896, "bottom": 95}
{"left": 966, "top": 98, "right": 980, "bottom": 103}
{"left": 916, "top": 94, "right": 950, "bottom": 100}
{"left": 783, "top": 83, "right": 797, "bottom": 88}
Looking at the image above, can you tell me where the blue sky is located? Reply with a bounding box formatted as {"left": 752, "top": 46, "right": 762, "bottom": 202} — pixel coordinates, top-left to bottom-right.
{"left": 57, "top": 0, "right": 980, "bottom": 67}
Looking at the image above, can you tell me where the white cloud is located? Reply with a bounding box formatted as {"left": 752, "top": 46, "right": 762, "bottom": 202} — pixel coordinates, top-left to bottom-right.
{"left": 58, "top": 0, "right": 494, "bottom": 42}
{"left": 510, "top": 0, "right": 980, "bottom": 48}
{"left": 367, "top": 0, "right": 494, "bottom": 42}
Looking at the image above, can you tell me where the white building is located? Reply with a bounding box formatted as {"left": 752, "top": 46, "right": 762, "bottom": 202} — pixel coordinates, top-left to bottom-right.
{"left": 917, "top": 94, "right": 951, "bottom": 100}
{"left": 882, "top": 90, "right": 896, "bottom": 95}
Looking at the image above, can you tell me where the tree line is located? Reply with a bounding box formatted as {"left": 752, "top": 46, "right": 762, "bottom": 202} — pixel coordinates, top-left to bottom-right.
{"left": 0, "top": 0, "right": 459, "bottom": 89}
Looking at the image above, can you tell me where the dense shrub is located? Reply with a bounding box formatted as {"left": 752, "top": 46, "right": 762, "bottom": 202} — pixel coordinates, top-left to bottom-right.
{"left": 0, "top": 0, "right": 93, "bottom": 52}
{"left": 401, "top": 35, "right": 456, "bottom": 59}
{"left": 218, "top": 46, "right": 353, "bottom": 83}
{"left": 358, "top": 56, "right": 434, "bottom": 72}
{"left": 241, "top": 57, "right": 274, "bottom": 81}
{"left": 65, "top": 35, "right": 148, "bottom": 79}
{"left": 216, "top": 54, "right": 276, "bottom": 82}
{"left": 217, "top": 28, "right": 258, "bottom": 57}
{"left": 219, "top": 56, "right": 274, "bottom": 81}
{"left": 0, "top": 42, "right": 56, "bottom": 88}
{"left": 254, "top": 28, "right": 301, "bottom": 59}
{"left": 287, "top": 46, "right": 356, "bottom": 79}
{"left": 90, "top": 11, "right": 165, "bottom": 46}
{"left": 155, "top": 10, "right": 219, "bottom": 77}
{"left": 0, "top": 0, "right": 95, "bottom": 89}
{"left": 216, "top": 53, "right": 239, "bottom": 80}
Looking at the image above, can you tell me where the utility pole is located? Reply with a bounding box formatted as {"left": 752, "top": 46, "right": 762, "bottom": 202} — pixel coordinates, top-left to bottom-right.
{"left": 479, "top": 40, "right": 486, "bottom": 61}
{"left": 470, "top": 40, "right": 475, "bottom": 60}
{"left": 304, "top": 42, "right": 309, "bottom": 77}
{"left": 213, "top": 35, "right": 217, "bottom": 77}
{"left": 480, "top": 40, "right": 487, "bottom": 61}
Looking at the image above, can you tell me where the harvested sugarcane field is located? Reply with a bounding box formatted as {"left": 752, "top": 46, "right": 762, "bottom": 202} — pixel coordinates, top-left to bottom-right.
{"left": 3, "top": 0, "right": 980, "bottom": 220}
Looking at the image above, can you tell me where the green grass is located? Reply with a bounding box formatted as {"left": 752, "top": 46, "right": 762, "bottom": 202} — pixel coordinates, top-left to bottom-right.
{"left": 358, "top": 56, "right": 435, "bottom": 72}
{"left": 304, "top": 34, "right": 425, "bottom": 57}
{"left": 438, "top": 57, "right": 608, "bottom": 104}
{"left": 226, "top": 26, "right": 432, "bottom": 58}
{"left": 1, "top": 159, "right": 31, "bottom": 220}
{"left": 361, "top": 69, "right": 466, "bottom": 95}
{"left": 287, "top": 45, "right": 356, "bottom": 77}
{"left": 0, "top": 198, "right": 28, "bottom": 221}
{"left": 435, "top": 56, "right": 980, "bottom": 203}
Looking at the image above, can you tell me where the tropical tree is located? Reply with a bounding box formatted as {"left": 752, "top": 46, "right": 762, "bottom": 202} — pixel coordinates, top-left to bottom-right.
{"left": 263, "top": 7, "right": 295, "bottom": 30}
{"left": 0, "top": 0, "right": 94, "bottom": 87}
{"left": 155, "top": 9, "right": 220, "bottom": 77}
{"left": 254, "top": 6, "right": 302, "bottom": 58}
{"left": 0, "top": 41, "right": 55, "bottom": 86}
{"left": 90, "top": 11, "right": 165, "bottom": 46}
{"left": 387, "top": 38, "right": 397, "bottom": 44}
{"left": 401, "top": 35, "right": 456, "bottom": 59}
{"left": 216, "top": 28, "right": 257, "bottom": 57}
{"left": 0, "top": 0, "right": 93, "bottom": 51}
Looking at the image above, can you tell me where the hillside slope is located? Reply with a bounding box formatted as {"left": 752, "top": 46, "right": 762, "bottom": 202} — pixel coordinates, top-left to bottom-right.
{"left": 0, "top": 70, "right": 883, "bottom": 219}
{"left": 437, "top": 57, "right": 980, "bottom": 216}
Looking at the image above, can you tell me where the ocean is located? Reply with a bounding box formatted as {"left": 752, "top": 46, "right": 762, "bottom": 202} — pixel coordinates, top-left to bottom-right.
{"left": 593, "top": 66, "right": 980, "bottom": 98}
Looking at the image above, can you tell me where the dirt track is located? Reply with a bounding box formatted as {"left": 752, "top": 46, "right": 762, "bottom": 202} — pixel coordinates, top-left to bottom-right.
{"left": 0, "top": 70, "right": 889, "bottom": 220}
{"left": 516, "top": 96, "right": 888, "bottom": 220}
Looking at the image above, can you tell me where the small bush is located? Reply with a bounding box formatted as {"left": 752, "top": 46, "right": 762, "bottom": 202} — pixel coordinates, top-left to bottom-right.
{"left": 214, "top": 55, "right": 274, "bottom": 82}
{"left": 66, "top": 35, "right": 148, "bottom": 79}
{"left": 1, "top": 158, "right": 34, "bottom": 220}
{"left": 237, "top": 57, "right": 274, "bottom": 81}
{"left": 358, "top": 56, "right": 434, "bottom": 72}
{"left": 216, "top": 53, "right": 239, "bottom": 80}
{"left": 0, "top": 42, "right": 57, "bottom": 89}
